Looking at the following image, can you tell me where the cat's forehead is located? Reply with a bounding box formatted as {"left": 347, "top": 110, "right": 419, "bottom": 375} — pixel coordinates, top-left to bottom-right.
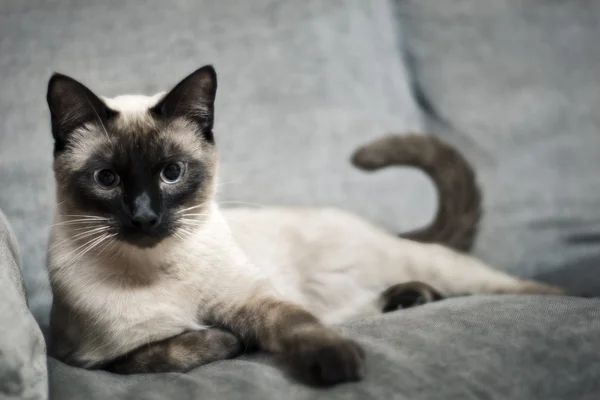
{"left": 103, "top": 93, "right": 165, "bottom": 133}
{"left": 60, "top": 94, "right": 208, "bottom": 170}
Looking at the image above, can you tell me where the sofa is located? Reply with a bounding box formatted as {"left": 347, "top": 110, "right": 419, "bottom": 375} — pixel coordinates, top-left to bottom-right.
{"left": 1, "top": 0, "right": 599, "bottom": 399}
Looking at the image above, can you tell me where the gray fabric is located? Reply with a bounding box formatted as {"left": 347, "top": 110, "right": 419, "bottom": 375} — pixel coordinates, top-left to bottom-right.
{"left": 0, "top": 0, "right": 430, "bottom": 330}
{"left": 0, "top": 209, "right": 47, "bottom": 400}
{"left": 49, "top": 296, "right": 600, "bottom": 399}
{"left": 394, "top": 0, "right": 600, "bottom": 295}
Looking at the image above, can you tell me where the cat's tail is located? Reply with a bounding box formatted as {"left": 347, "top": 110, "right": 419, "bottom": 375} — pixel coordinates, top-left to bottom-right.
{"left": 350, "top": 134, "right": 481, "bottom": 252}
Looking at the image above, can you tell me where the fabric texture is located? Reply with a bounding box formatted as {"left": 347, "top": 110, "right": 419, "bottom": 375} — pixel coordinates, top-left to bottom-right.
{"left": 49, "top": 296, "right": 600, "bottom": 400}
{"left": 394, "top": 0, "right": 600, "bottom": 295}
{"left": 0, "top": 209, "right": 48, "bottom": 400}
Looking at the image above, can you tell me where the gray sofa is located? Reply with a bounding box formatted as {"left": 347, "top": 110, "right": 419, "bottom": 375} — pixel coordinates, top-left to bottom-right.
{"left": 1, "top": 0, "right": 599, "bottom": 399}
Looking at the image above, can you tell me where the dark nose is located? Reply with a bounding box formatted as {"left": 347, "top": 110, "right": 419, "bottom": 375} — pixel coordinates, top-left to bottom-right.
{"left": 131, "top": 209, "right": 160, "bottom": 230}
{"left": 130, "top": 193, "right": 161, "bottom": 231}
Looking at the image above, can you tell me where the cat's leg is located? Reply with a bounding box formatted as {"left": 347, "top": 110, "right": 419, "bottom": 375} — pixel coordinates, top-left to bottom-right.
{"left": 380, "top": 281, "right": 444, "bottom": 312}
{"left": 394, "top": 241, "right": 565, "bottom": 296}
{"left": 105, "top": 328, "right": 241, "bottom": 374}
{"left": 206, "top": 284, "right": 365, "bottom": 386}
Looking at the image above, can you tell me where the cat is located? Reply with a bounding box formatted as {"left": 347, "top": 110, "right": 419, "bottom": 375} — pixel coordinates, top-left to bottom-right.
{"left": 46, "top": 66, "right": 563, "bottom": 386}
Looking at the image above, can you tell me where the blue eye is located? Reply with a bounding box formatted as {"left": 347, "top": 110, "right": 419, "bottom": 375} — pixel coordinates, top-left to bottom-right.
{"left": 94, "top": 169, "right": 120, "bottom": 189}
{"left": 160, "top": 162, "right": 185, "bottom": 184}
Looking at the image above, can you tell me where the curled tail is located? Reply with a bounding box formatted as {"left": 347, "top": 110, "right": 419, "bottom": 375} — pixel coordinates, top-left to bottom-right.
{"left": 351, "top": 134, "right": 481, "bottom": 252}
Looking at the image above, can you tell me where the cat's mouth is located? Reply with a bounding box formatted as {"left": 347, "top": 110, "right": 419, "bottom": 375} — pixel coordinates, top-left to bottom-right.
{"left": 118, "top": 227, "right": 172, "bottom": 248}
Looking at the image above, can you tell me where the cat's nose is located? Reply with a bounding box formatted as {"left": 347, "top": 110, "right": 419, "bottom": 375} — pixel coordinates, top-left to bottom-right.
{"left": 130, "top": 209, "right": 160, "bottom": 231}
{"left": 130, "top": 193, "right": 161, "bottom": 232}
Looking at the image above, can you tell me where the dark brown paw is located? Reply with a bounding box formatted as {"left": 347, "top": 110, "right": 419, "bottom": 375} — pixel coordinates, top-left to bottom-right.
{"left": 381, "top": 281, "right": 443, "bottom": 312}
{"left": 281, "top": 329, "right": 365, "bottom": 386}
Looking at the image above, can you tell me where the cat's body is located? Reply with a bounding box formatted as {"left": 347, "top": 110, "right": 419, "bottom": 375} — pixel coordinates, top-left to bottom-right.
{"left": 46, "top": 67, "right": 563, "bottom": 385}
{"left": 51, "top": 202, "right": 558, "bottom": 369}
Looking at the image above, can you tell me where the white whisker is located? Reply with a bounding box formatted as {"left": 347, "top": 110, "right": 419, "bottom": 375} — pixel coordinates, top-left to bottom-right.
{"left": 49, "top": 227, "right": 111, "bottom": 251}
{"left": 90, "top": 237, "right": 117, "bottom": 263}
{"left": 71, "top": 225, "right": 112, "bottom": 232}
{"left": 177, "top": 228, "right": 195, "bottom": 241}
{"left": 177, "top": 203, "right": 208, "bottom": 214}
{"left": 57, "top": 215, "right": 110, "bottom": 220}
{"left": 215, "top": 180, "right": 238, "bottom": 187}
{"left": 69, "top": 233, "right": 118, "bottom": 267}
{"left": 172, "top": 231, "right": 184, "bottom": 241}
{"left": 84, "top": 92, "right": 110, "bottom": 140}
{"left": 50, "top": 219, "right": 107, "bottom": 227}
{"left": 71, "top": 226, "right": 111, "bottom": 239}
{"left": 61, "top": 232, "right": 110, "bottom": 261}
{"left": 178, "top": 219, "right": 206, "bottom": 227}
{"left": 219, "top": 200, "right": 264, "bottom": 208}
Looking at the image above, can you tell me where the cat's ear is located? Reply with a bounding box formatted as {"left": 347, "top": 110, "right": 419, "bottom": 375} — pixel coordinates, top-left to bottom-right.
{"left": 47, "top": 73, "right": 116, "bottom": 152}
{"left": 151, "top": 65, "right": 217, "bottom": 140}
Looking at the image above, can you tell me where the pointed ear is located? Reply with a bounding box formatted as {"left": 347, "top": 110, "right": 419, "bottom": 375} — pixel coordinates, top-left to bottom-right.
{"left": 151, "top": 65, "right": 217, "bottom": 141}
{"left": 46, "top": 73, "right": 116, "bottom": 152}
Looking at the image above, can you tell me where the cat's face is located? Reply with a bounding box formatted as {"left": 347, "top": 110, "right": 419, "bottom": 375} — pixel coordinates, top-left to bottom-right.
{"left": 47, "top": 66, "right": 218, "bottom": 247}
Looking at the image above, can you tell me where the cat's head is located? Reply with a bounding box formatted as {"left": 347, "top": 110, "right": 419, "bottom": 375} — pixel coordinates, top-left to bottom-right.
{"left": 47, "top": 66, "right": 218, "bottom": 248}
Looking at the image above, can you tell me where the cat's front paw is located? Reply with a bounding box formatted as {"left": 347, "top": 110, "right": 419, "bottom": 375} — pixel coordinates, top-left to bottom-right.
{"left": 281, "top": 328, "right": 365, "bottom": 386}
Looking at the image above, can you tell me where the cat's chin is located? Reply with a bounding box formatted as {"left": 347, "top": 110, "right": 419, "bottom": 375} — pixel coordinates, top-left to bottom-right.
{"left": 118, "top": 232, "right": 170, "bottom": 249}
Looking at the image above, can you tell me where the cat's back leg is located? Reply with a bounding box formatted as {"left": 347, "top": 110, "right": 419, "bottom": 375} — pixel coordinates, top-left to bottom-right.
{"left": 388, "top": 240, "right": 565, "bottom": 297}
{"left": 380, "top": 281, "right": 444, "bottom": 312}
{"left": 299, "top": 208, "right": 564, "bottom": 298}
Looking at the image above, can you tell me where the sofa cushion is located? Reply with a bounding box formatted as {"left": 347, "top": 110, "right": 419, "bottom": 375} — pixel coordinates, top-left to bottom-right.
{"left": 394, "top": 0, "right": 600, "bottom": 294}
{"left": 49, "top": 296, "right": 600, "bottom": 400}
{"left": 0, "top": 209, "right": 47, "bottom": 400}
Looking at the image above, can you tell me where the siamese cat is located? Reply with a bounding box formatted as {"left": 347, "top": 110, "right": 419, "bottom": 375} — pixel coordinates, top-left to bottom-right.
{"left": 46, "top": 66, "right": 563, "bottom": 386}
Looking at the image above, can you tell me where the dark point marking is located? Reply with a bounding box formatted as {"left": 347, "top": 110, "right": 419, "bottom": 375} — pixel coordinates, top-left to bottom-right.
{"left": 47, "top": 73, "right": 118, "bottom": 155}
{"left": 381, "top": 281, "right": 443, "bottom": 312}
{"left": 351, "top": 134, "right": 481, "bottom": 252}
{"left": 47, "top": 68, "right": 218, "bottom": 248}
{"left": 151, "top": 65, "right": 217, "bottom": 143}
{"left": 208, "top": 297, "right": 365, "bottom": 386}
{"left": 105, "top": 328, "right": 241, "bottom": 374}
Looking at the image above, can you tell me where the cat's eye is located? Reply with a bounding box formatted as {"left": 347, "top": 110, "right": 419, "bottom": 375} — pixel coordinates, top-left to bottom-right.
{"left": 160, "top": 162, "right": 186, "bottom": 184}
{"left": 94, "top": 169, "right": 120, "bottom": 189}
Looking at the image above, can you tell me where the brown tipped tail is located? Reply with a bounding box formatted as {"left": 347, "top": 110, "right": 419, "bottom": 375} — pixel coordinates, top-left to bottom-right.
{"left": 351, "top": 134, "right": 481, "bottom": 252}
